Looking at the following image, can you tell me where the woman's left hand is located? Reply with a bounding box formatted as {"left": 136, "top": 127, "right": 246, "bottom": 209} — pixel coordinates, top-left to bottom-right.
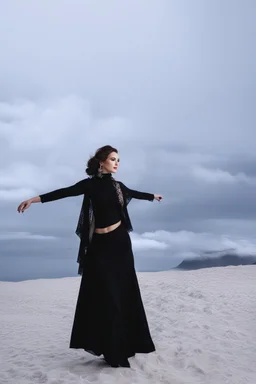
{"left": 154, "top": 194, "right": 163, "bottom": 202}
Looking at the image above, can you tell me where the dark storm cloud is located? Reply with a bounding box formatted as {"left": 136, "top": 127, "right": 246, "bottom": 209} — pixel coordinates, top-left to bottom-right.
{"left": 0, "top": 0, "right": 255, "bottom": 276}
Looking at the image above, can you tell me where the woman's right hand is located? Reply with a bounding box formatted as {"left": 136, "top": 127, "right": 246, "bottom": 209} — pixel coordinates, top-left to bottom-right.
{"left": 17, "top": 199, "right": 33, "bottom": 213}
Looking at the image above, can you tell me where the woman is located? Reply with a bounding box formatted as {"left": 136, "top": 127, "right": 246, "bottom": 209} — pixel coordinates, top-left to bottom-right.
{"left": 17, "top": 145, "right": 163, "bottom": 368}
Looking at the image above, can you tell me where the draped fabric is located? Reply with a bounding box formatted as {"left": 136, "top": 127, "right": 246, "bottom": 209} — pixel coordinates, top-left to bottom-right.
{"left": 39, "top": 172, "right": 156, "bottom": 365}
{"left": 39, "top": 173, "right": 153, "bottom": 276}
{"left": 69, "top": 222, "right": 156, "bottom": 364}
{"left": 75, "top": 177, "right": 133, "bottom": 276}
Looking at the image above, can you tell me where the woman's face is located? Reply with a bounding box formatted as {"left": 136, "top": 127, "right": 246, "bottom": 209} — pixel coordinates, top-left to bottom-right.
{"left": 101, "top": 151, "right": 120, "bottom": 173}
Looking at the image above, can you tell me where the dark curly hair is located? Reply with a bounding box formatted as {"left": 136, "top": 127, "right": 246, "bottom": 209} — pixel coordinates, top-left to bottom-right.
{"left": 86, "top": 145, "right": 118, "bottom": 176}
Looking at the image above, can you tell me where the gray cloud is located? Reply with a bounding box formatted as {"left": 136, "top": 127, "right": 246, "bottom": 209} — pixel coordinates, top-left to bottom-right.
{"left": 0, "top": 0, "right": 255, "bottom": 279}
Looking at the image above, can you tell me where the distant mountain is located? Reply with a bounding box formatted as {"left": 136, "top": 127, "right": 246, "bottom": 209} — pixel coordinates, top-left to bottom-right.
{"left": 175, "top": 254, "right": 256, "bottom": 270}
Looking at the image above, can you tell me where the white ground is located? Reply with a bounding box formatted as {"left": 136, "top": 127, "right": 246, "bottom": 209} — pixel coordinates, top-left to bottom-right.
{"left": 0, "top": 265, "right": 255, "bottom": 384}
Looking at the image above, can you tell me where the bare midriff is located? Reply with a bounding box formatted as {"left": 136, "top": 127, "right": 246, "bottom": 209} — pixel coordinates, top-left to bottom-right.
{"left": 94, "top": 220, "right": 122, "bottom": 234}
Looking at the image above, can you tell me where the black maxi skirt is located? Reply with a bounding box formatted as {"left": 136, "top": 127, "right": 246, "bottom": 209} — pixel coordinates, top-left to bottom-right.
{"left": 69, "top": 222, "right": 155, "bottom": 363}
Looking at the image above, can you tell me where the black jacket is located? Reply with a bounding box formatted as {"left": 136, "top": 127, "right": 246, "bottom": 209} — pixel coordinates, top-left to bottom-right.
{"left": 40, "top": 176, "right": 154, "bottom": 275}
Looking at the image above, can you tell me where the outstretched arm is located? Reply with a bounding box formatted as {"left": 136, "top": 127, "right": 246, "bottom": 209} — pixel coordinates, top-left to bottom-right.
{"left": 120, "top": 182, "right": 162, "bottom": 201}
{"left": 17, "top": 178, "right": 90, "bottom": 213}
{"left": 39, "top": 178, "right": 90, "bottom": 203}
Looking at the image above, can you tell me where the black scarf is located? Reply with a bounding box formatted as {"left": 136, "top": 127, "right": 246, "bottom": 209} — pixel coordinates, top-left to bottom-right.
{"left": 75, "top": 176, "right": 133, "bottom": 275}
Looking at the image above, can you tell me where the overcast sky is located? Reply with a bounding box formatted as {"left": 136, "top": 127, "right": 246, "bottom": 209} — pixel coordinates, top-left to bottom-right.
{"left": 0, "top": 0, "right": 256, "bottom": 280}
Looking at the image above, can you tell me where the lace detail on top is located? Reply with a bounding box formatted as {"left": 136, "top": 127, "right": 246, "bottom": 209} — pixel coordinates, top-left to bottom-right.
{"left": 75, "top": 176, "right": 153, "bottom": 275}
{"left": 75, "top": 177, "right": 128, "bottom": 275}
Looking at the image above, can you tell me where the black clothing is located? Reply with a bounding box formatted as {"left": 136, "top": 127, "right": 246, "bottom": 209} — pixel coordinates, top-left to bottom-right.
{"left": 69, "top": 222, "right": 156, "bottom": 365}
{"left": 39, "top": 172, "right": 154, "bottom": 208}
{"left": 39, "top": 173, "right": 156, "bottom": 366}
{"left": 39, "top": 173, "right": 154, "bottom": 275}
{"left": 89, "top": 173, "right": 122, "bottom": 228}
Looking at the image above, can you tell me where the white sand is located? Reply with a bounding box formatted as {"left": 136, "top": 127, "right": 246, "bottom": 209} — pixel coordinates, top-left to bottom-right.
{"left": 0, "top": 265, "right": 255, "bottom": 384}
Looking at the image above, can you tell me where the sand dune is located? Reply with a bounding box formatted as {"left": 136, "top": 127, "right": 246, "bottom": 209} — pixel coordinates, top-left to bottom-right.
{"left": 0, "top": 265, "right": 255, "bottom": 384}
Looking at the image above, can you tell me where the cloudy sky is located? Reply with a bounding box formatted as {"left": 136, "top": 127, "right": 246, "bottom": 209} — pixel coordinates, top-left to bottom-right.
{"left": 0, "top": 0, "right": 255, "bottom": 280}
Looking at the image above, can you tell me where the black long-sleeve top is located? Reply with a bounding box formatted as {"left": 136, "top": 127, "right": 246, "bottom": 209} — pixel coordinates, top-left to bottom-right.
{"left": 39, "top": 173, "right": 154, "bottom": 228}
